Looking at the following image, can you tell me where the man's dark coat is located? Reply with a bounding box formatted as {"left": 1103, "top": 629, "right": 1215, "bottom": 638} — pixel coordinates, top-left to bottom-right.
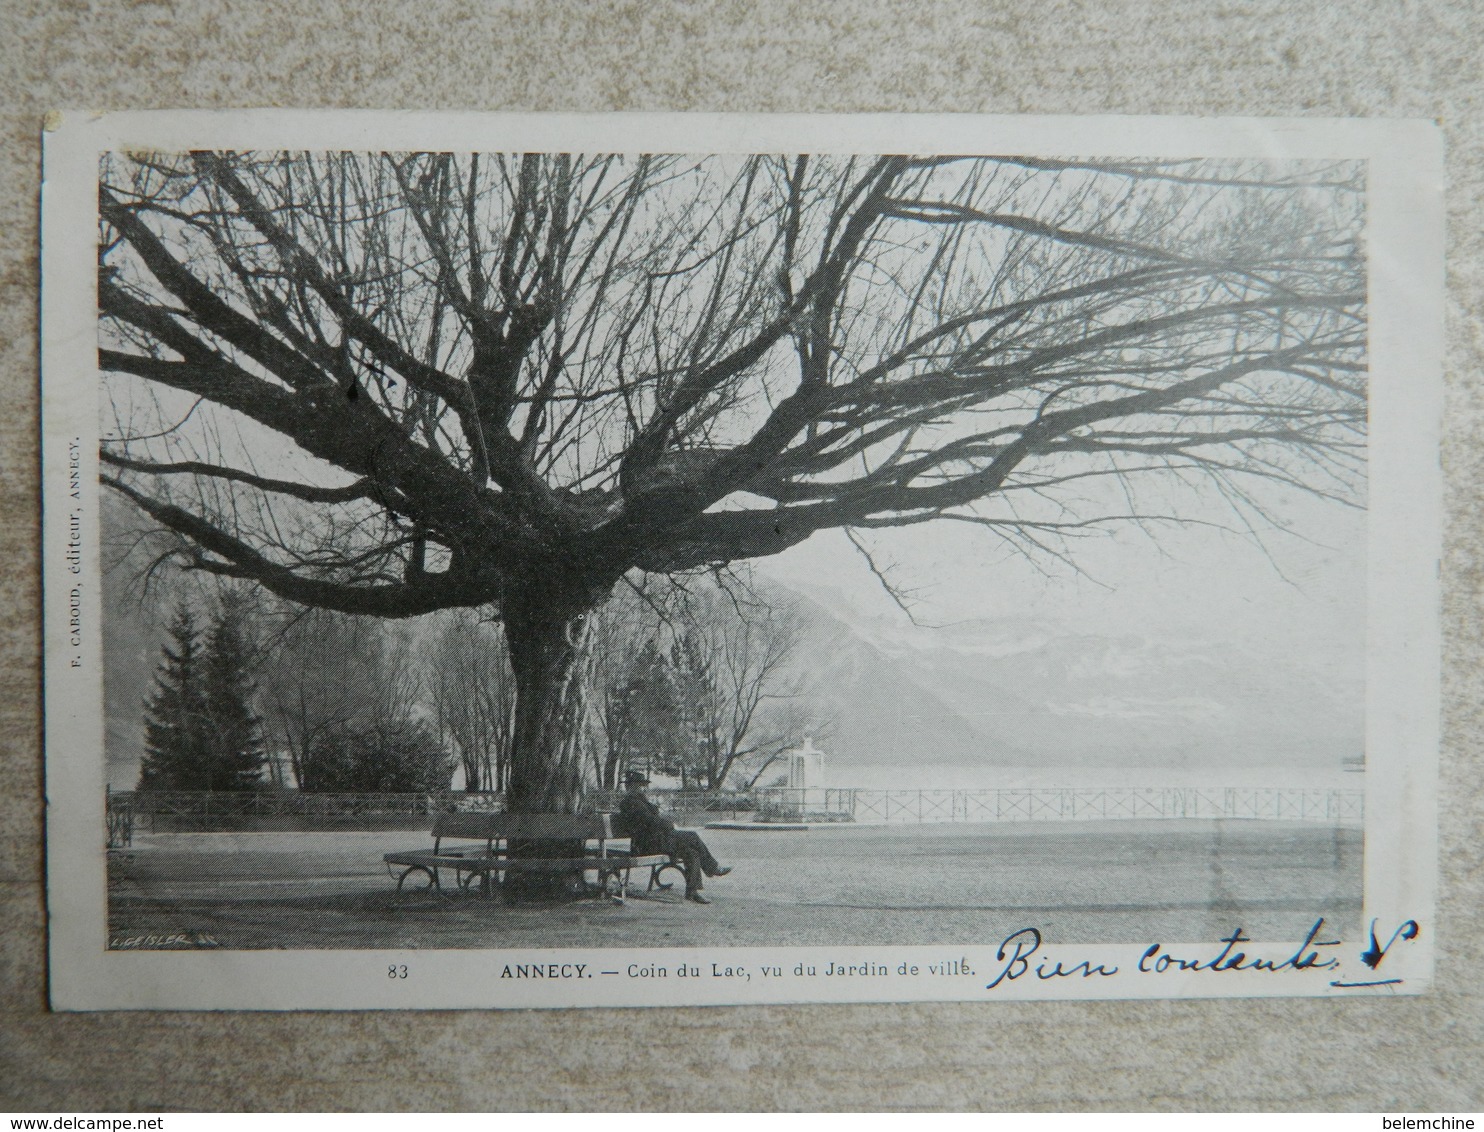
{"left": 617, "top": 790, "right": 678, "bottom": 857}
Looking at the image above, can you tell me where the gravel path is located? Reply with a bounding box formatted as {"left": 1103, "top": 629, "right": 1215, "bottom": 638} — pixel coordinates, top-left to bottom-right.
{"left": 107, "top": 819, "right": 1361, "bottom": 950}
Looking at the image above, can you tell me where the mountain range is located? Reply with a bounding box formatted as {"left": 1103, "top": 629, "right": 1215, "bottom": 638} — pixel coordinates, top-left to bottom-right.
{"left": 783, "top": 582, "right": 1363, "bottom": 778}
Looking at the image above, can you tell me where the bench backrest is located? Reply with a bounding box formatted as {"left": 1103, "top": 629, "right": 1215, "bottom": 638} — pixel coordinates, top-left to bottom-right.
{"left": 430, "top": 811, "right": 616, "bottom": 850}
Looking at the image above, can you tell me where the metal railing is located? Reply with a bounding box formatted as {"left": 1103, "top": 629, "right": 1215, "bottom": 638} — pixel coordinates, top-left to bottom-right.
{"left": 105, "top": 792, "right": 134, "bottom": 848}
{"left": 112, "top": 789, "right": 503, "bottom": 832}
{"left": 118, "top": 790, "right": 501, "bottom": 816}
{"left": 846, "top": 786, "right": 1364, "bottom": 824}
{"left": 110, "top": 784, "right": 1363, "bottom": 833}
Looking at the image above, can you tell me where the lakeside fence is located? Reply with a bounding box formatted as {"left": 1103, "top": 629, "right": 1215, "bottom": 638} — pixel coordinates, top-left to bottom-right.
{"left": 108, "top": 784, "right": 1364, "bottom": 837}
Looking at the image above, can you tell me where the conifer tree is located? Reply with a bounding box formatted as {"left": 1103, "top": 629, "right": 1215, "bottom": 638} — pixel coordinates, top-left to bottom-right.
{"left": 136, "top": 597, "right": 266, "bottom": 791}
{"left": 137, "top": 604, "right": 210, "bottom": 790}
{"left": 618, "top": 639, "right": 687, "bottom": 781}
{"left": 200, "top": 594, "right": 266, "bottom": 791}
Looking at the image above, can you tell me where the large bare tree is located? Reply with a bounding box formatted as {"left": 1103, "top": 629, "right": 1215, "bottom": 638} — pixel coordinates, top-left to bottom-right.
{"left": 97, "top": 151, "right": 1365, "bottom": 811}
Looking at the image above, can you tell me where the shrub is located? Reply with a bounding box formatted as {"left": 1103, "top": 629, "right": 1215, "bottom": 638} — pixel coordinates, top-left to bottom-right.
{"left": 300, "top": 721, "right": 451, "bottom": 793}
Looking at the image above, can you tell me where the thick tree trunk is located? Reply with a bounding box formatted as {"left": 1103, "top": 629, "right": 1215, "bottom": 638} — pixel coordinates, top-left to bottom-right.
{"left": 498, "top": 581, "right": 611, "bottom": 900}
{"left": 501, "top": 585, "right": 602, "bottom": 814}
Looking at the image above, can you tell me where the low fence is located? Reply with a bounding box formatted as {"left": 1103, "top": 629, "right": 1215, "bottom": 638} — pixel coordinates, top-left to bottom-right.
{"left": 109, "top": 784, "right": 1364, "bottom": 834}
{"left": 846, "top": 786, "right": 1364, "bottom": 824}
{"left": 106, "top": 793, "right": 134, "bottom": 848}
{"left": 110, "top": 790, "right": 501, "bottom": 833}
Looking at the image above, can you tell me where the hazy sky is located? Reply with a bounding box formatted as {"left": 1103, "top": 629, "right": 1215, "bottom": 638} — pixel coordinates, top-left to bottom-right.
{"left": 758, "top": 483, "right": 1367, "bottom": 663}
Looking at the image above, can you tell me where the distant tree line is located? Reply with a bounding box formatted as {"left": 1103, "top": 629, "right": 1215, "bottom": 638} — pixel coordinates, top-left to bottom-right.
{"left": 133, "top": 574, "right": 818, "bottom": 794}
{"left": 593, "top": 583, "right": 810, "bottom": 791}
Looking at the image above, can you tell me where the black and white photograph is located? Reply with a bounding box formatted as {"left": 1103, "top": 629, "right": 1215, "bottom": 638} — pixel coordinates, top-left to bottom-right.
{"left": 42, "top": 111, "right": 1441, "bottom": 1010}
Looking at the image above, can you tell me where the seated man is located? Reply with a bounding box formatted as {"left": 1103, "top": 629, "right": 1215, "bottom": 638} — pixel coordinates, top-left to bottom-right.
{"left": 617, "top": 770, "right": 731, "bottom": 903}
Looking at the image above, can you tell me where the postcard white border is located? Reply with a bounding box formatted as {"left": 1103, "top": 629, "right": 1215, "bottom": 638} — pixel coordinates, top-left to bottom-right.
{"left": 42, "top": 111, "right": 1443, "bottom": 1010}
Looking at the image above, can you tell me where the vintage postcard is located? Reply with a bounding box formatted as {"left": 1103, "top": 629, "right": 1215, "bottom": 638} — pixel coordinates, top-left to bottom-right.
{"left": 42, "top": 111, "right": 1442, "bottom": 1010}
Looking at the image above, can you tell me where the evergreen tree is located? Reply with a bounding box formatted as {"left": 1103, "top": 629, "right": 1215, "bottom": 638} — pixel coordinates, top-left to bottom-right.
{"left": 617, "top": 639, "right": 687, "bottom": 781}
{"left": 200, "top": 594, "right": 266, "bottom": 791}
{"left": 137, "top": 604, "right": 210, "bottom": 790}
{"left": 135, "top": 596, "right": 266, "bottom": 791}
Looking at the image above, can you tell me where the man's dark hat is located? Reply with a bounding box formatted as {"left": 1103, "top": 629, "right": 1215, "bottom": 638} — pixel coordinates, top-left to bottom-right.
{"left": 622, "top": 769, "right": 651, "bottom": 786}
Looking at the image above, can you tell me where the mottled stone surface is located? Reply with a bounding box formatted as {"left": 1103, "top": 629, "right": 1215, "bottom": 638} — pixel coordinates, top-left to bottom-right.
{"left": 2, "top": 0, "right": 1480, "bottom": 1111}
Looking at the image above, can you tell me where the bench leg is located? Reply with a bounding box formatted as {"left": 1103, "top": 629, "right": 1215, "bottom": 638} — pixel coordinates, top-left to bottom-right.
{"left": 394, "top": 864, "right": 437, "bottom": 893}
{"left": 598, "top": 868, "right": 626, "bottom": 904}
{"left": 649, "top": 861, "right": 683, "bottom": 892}
{"left": 452, "top": 868, "right": 501, "bottom": 899}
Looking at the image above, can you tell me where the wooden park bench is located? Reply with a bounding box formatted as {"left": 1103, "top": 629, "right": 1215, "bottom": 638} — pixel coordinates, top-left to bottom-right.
{"left": 383, "top": 812, "right": 674, "bottom": 902}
